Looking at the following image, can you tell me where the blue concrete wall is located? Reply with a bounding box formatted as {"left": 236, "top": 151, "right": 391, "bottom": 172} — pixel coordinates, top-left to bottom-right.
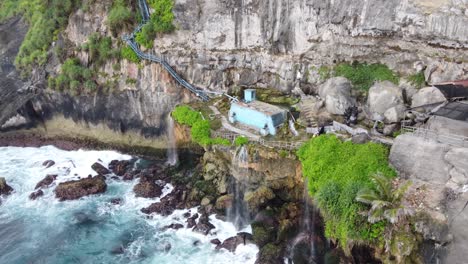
{"left": 228, "top": 103, "right": 285, "bottom": 135}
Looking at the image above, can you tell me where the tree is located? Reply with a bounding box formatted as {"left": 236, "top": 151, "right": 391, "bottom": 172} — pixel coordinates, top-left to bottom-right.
{"left": 356, "top": 173, "right": 413, "bottom": 224}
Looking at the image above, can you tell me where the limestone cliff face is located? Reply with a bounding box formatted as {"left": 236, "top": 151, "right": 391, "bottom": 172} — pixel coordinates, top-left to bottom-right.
{"left": 2, "top": 0, "right": 468, "bottom": 144}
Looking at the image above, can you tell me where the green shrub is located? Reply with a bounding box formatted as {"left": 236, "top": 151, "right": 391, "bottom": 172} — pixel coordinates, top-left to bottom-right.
{"left": 0, "top": 0, "right": 80, "bottom": 75}
{"left": 48, "top": 58, "right": 97, "bottom": 95}
{"left": 82, "top": 33, "right": 119, "bottom": 67}
{"left": 318, "top": 66, "right": 331, "bottom": 81}
{"left": 234, "top": 136, "right": 249, "bottom": 146}
{"left": 334, "top": 62, "right": 399, "bottom": 91}
{"left": 107, "top": 0, "right": 134, "bottom": 34}
{"left": 172, "top": 105, "right": 230, "bottom": 146}
{"left": 408, "top": 71, "right": 426, "bottom": 89}
{"left": 297, "top": 135, "right": 396, "bottom": 250}
{"left": 135, "top": 0, "right": 175, "bottom": 48}
{"left": 121, "top": 46, "right": 140, "bottom": 63}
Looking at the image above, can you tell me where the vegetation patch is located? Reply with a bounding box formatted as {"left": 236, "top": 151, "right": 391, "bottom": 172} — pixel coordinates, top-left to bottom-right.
{"left": 333, "top": 62, "right": 399, "bottom": 91}
{"left": 0, "top": 0, "right": 81, "bottom": 75}
{"left": 48, "top": 58, "right": 97, "bottom": 95}
{"left": 408, "top": 71, "right": 426, "bottom": 89}
{"left": 172, "top": 105, "right": 229, "bottom": 147}
{"left": 136, "top": 0, "right": 175, "bottom": 48}
{"left": 234, "top": 136, "right": 249, "bottom": 146}
{"left": 82, "top": 33, "right": 120, "bottom": 67}
{"left": 297, "top": 135, "right": 396, "bottom": 250}
{"left": 121, "top": 46, "right": 141, "bottom": 63}
{"left": 107, "top": 0, "right": 135, "bottom": 35}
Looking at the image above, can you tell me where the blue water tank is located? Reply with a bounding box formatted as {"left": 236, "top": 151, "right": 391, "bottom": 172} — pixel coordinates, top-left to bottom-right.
{"left": 244, "top": 89, "right": 256, "bottom": 103}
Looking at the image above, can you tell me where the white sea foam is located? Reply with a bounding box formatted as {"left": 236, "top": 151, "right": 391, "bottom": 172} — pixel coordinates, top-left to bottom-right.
{"left": 0, "top": 146, "right": 258, "bottom": 264}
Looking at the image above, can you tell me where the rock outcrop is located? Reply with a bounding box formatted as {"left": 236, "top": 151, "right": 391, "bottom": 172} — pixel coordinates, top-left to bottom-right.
{"left": 390, "top": 134, "right": 468, "bottom": 263}
{"left": 55, "top": 175, "right": 107, "bottom": 201}
{"left": 318, "top": 77, "right": 356, "bottom": 115}
{"left": 0, "top": 177, "right": 13, "bottom": 196}
{"left": 367, "top": 81, "right": 406, "bottom": 122}
{"left": 91, "top": 162, "right": 111, "bottom": 176}
{"left": 133, "top": 175, "right": 163, "bottom": 198}
{"left": 35, "top": 174, "right": 57, "bottom": 190}
{"left": 411, "top": 87, "right": 446, "bottom": 108}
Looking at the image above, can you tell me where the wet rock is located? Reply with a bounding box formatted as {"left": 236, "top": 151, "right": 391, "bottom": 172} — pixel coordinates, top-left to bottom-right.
{"left": 29, "top": 189, "right": 44, "bottom": 200}
{"left": 109, "top": 160, "right": 132, "bottom": 176}
{"left": 133, "top": 176, "right": 163, "bottom": 198}
{"left": 0, "top": 177, "right": 13, "bottom": 196}
{"left": 193, "top": 240, "right": 202, "bottom": 246}
{"left": 183, "top": 212, "right": 191, "bottom": 218}
{"left": 42, "top": 160, "right": 55, "bottom": 168}
{"left": 141, "top": 186, "right": 186, "bottom": 216}
{"left": 122, "top": 171, "right": 138, "bottom": 181}
{"left": 186, "top": 213, "right": 199, "bottom": 228}
{"left": 55, "top": 175, "right": 107, "bottom": 201}
{"left": 110, "top": 246, "right": 125, "bottom": 255}
{"left": 165, "top": 223, "right": 184, "bottom": 230}
{"left": 210, "top": 238, "right": 221, "bottom": 245}
{"left": 256, "top": 243, "right": 283, "bottom": 264}
{"left": 35, "top": 174, "right": 57, "bottom": 190}
{"left": 217, "top": 233, "right": 254, "bottom": 252}
{"left": 192, "top": 214, "right": 215, "bottom": 235}
{"left": 91, "top": 162, "right": 111, "bottom": 176}
{"left": 110, "top": 198, "right": 122, "bottom": 205}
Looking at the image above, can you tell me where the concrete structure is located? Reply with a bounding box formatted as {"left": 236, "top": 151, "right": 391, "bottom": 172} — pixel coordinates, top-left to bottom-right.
{"left": 229, "top": 90, "right": 287, "bottom": 136}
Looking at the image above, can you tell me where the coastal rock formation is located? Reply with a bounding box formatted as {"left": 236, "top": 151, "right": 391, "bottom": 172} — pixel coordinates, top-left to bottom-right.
{"left": 42, "top": 160, "right": 55, "bottom": 168}
{"left": 29, "top": 190, "right": 44, "bottom": 200}
{"left": 91, "top": 162, "right": 111, "bottom": 176}
{"left": 133, "top": 175, "right": 163, "bottom": 198}
{"left": 0, "top": 177, "right": 13, "bottom": 196}
{"left": 216, "top": 233, "right": 254, "bottom": 252}
{"left": 55, "top": 175, "right": 107, "bottom": 201}
{"left": 108, "top": 160, "right": 132, "bottom": 176}
{"left": 390, "top": 134, "right": 468, "bottom": 263}
{"left": 318, "top": 77, "right": 356, "bottom": 115}
{"left": 35, "top": 174, "right": 57, "bottom": 190}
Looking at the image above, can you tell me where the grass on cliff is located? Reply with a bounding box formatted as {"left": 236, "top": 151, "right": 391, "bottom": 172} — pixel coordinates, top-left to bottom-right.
{"left": 48, "top": 58, "right": 97, "bottom": 95}
{"left": 107, "top": 0, "right": 135, "bottom": 35}
{"left": 135, "top": 0, "right": 175, "bottom": 48}
{"left": 333, "top": 62, "right": 399, "bottom": 91}
{"left": 0, "top": 0, "right": 81, "bottom": 76}
{"left": 172, "top": 105, "right": 230, "bottom": 147}
{"left": 297, "top": 135, "right": 396, "bottom": 251}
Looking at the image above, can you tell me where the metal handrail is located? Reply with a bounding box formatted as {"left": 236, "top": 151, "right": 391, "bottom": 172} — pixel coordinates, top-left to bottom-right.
{"left": 402, "top": 125, "right": 468, "bottom": 147}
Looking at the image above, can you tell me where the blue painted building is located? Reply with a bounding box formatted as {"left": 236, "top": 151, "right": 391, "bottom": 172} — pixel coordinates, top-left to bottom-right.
{"left": 229, "top": 89, "right": 287, "bottom": 136}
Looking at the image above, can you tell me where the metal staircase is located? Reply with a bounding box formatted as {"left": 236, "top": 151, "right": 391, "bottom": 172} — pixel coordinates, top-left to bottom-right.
{"left": 123, "top": 0, "right": 210, "bottom": 101}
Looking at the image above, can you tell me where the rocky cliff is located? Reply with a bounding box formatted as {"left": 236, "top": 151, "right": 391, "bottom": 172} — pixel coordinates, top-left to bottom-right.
{"left": 1, "top": 0, "right": 467, "bottom": 145}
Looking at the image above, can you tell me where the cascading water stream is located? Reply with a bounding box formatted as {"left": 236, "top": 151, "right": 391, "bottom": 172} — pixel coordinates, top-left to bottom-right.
{"left": 288, "top": 178, "right": 318, "bottom": 264}
{"left": 227, "top": 146, "right": 251, "bottom": 230}
{"left": 166, "top": 115, "right": 178, "bottom": 166}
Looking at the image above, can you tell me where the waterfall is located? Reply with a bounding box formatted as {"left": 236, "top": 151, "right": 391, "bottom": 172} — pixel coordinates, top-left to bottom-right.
{"left": 288, "top": 178, "right": 318, "bottom": 264}
{"left": 227, "top": 146, "right": 251, "bottom": 230}
{"left": 166, "top": 115, "right": 178, "bottom": 166}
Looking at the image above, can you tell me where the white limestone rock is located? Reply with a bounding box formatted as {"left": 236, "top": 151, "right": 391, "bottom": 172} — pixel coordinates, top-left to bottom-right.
{"left": 318, "top": 77, "right": 356, "bottom": 115}
{"left": 411, "top": 87, "right": 446, "bottom": 108}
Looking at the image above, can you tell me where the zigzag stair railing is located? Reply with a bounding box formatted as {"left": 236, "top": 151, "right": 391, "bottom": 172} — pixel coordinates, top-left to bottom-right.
{"left": 124, "top": 0, "right": 210, "bottom": 101}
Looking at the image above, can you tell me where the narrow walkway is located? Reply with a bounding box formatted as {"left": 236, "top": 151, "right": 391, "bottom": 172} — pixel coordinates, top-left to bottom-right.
{"left": 209, "top": 106, "right": 260, "bottom": 140}
{"left": 123, "top": 0, "right": 209, "bottom": 101}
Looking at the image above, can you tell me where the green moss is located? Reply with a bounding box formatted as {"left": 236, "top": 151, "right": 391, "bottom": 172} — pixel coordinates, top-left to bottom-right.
{"left": 334, "top": 62, "right": 399, "bottom": 91}
{"left": 408, "top": 71, "right": 426, "bottom": 89}
{"left": 234, "top": 136, "right": 249, "bottom": 146}
{"left": 251, "top": 222, "right": 276, "bottom": 247}
{"left": 257, "top": 243, "right": 282, "bottom": 263}
{"left": 297, "top": 135, "right": 396, "bottom": 250}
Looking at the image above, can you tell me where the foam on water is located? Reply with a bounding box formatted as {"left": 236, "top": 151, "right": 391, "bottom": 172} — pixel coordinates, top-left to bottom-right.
{"left": 0, "top": 146, "right": 258, "bottom": 264}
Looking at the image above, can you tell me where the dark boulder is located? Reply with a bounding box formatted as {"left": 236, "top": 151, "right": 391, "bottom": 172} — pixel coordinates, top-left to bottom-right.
{"left": 35, "top": 174, "right": 57, "bottom": 190}
{"left": 192, "top": 214, "right": 215, "bottom": 235}
{"left": 29, "top": 190, "right": 44, "bottom": 200}
{"left": 133, "top": 176, "right": 163, "bottom": 198}
{"left": 122, "top": 170, "right": 139, "bottom": 181}
{"left": 91, "top": 162, "right": 111, "bottom": 176}
{"left": 216, "top": 233, "right": 254, "bottom": 252}
{"left": 256, "top": 243, "right": 284, "bottom": 264}
{"left": 110, "top": 198, "right": 123, "bottom": 205}
{"left": 210, "top": 239, "right": 221, "bottom": 245}
{"left": 109, "top": 160, "right": 132, "bottom": 176}
{"left": 187, "top": 213, "right": 199, "bottom": 228}
{"left": 42, "top": 160, "right": 55, "bottom": 168}
{"left": 0, "top": 177, "right": 13, "bottom": 196}
{"left": 55, "top": 175, "right": 107, "bottom": 201}
{"left": 141, "top": 186, "right": 186, "bottom": 216}
{"left": 165, "top": 223, "right": 184, "bottom": 230}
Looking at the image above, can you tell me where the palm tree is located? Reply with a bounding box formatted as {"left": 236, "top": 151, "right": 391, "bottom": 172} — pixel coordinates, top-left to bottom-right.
{"left": 356, "top": 173, "right": 413, "bottom": 224}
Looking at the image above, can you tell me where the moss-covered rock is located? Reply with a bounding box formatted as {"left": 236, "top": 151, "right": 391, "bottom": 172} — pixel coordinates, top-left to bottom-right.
{"left": 252, "top": 221, "right": 276, "bottom": 248}
{"left": 256, "top": 243, "right": 283, "bottom": 264}
{"left": 244, "top": 186, "right": 275, "bottom": 210}
{"left": 0, "top": 177, "right": 13, "bottom": 196}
